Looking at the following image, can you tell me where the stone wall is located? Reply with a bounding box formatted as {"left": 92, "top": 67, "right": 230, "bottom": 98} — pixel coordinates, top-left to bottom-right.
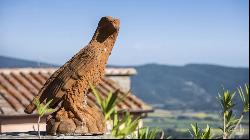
{"left": 0, "top": 132, "right": 108, "bottom": 139}
{"left": 107, "top": 76, "right": 131, "bottom": 92}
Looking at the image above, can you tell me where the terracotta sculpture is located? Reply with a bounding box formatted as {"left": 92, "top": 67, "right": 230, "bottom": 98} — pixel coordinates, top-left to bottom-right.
{"left": 24, "top": 16, "right": 120, "bottom": 135}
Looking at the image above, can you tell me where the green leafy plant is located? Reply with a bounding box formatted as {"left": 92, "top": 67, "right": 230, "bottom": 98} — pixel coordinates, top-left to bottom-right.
{"left": 90, "top": 83, "right": 118, "bottom": 121}
{"left": 217, "top": 89, "right": 238, "bottom": 139}
{"left": 228, "top": 84, "right": 249, "bottom": 139}
{"left": 189, "top": 123, "right": 211, "bottom": 139}
{"left": 90, "top": 82, "right": 141, "bottom": 138}
{"left": 135, "top": 127, "right": 165, "bottom": 139}
{"left": 111, "top": 111, "right": 140, "bottom": 139}
{"left": 137, "top": 127, "right": 159, "bottom": 139}
{"left": 90, "top": 82, "right": 128, "bottom": 121}
{"left": 189, "top": 84, "right": 249, "bottom": 139}
{"left": 34, "top": 98, "right": 54, "bottom": 139}
{"left": 238, "top": 84, "right": 249, "bottom": 113}
{"left": 90, "top": 83, "right": 168, "bottom": 139}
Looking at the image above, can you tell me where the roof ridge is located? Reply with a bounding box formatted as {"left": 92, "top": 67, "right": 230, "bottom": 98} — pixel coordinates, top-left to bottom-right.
{"left": 0, "top": 67, "right": 137, "bottom": 75}
{"left": 0, "top": 68, "right": 57, "bottom": 74}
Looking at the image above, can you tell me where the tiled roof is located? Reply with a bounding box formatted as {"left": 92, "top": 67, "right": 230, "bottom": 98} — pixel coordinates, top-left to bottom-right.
{"left": 0, "top": 67, "right": 137, "bottom": 76}
{"left": 0, "top": 68, "right": 152, "bottom": 116}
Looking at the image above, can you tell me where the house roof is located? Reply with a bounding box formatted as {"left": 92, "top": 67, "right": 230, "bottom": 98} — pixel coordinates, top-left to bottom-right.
{"left": 0, "top": 68, "right": 152, "bottom": 116}
{"left": 0, "top": 67, "right": 137, "bottom": 76}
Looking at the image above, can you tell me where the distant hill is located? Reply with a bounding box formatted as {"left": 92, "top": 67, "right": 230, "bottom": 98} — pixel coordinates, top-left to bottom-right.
{"left": 0, "top": 56, "right": 58, "bottom": 68}
{"left": 131, "top": 64, "right": 249, "bottom": 111}
{"left": 0, "top": 56, "right": 249, "bottom": 111}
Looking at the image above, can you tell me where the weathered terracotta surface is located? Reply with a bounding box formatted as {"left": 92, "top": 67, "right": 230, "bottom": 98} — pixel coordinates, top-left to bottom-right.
{"left": 24, "top": 16, "right": 120, "bottom": 135}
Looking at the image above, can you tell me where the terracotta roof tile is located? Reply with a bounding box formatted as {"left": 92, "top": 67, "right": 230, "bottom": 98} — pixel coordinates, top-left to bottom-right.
{"left": 21, "top": 72, "right": 42, "bottom": 90}
{"left": 0, "top": 68, "right": 152, "bottom": 115}
{"left": 0, "top": 74, "right": 30, "bottom": 107}
{"left": 0, "top": 84, "right": 23, "bottom": 113}
{"left": 11, "top": 73, "right": 38, "bottom": 96}
{"left": 5, "top": 73, "right": 34, "bottom": 101}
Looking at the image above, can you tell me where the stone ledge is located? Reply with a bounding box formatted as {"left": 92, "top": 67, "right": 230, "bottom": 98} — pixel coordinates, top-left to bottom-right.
{"left": 0, "top": 131, "right": 111, "bottom": 139}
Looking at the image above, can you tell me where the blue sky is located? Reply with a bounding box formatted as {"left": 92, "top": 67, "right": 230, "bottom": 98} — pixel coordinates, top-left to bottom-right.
{"left": 0, "top": 0, "right": 249, "bottom": 67}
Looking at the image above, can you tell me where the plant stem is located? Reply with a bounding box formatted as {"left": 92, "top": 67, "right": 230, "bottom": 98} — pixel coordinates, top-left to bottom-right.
{"left": 38, "top": 116, "right": 41, "bottom": 139}
{"left": 160, "top": 130, "right": 165, "bottom": 139}
{"left": 229, "top": 114, "right": 244, "bottom": 139}
{"left": 223, "top": 113, "right": 227, "bottom": 139}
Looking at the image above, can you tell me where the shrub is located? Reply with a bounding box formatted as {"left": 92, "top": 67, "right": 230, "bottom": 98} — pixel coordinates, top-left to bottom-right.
{"left": 189, "top": 84, "right": 249, "bottom": 139}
